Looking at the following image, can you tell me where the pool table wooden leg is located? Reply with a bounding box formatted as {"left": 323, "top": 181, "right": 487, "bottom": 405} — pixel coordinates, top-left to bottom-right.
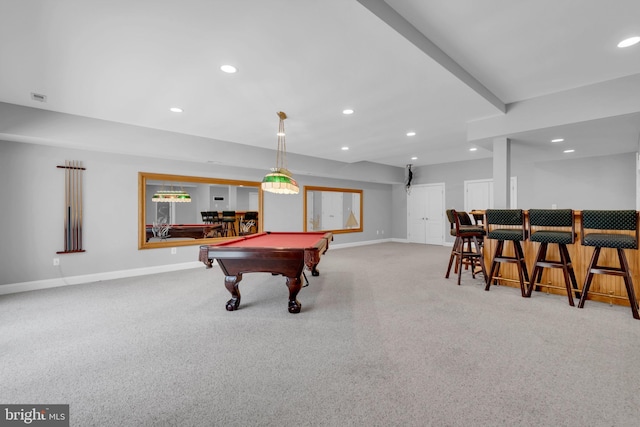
{"left": 286, "top": 276, "right": 302, "bottom": 313}
{"left": 310, "top": 265, "right": 320, "bottom": 276}
{"left": 304, "top": 252, "right": 321, "bottom": 276}
{"left": 224, "top": 274, "right": 242, "bottom": 311}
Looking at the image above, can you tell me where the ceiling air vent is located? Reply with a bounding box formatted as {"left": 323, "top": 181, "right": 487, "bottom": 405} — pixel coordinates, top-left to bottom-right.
{"left": 30, "top": 92, "right": 47, "bottom": 102}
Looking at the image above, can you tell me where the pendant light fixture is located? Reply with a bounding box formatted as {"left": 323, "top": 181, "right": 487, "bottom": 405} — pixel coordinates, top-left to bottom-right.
{"left": 261, "top": 111, "right": 299, "bottom": 194}
{"left": 151, "top": 186, "right": 192, "bottom": 203}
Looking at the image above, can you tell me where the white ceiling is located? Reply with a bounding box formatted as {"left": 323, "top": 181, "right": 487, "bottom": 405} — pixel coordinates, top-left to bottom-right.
{"left": 1, "top": 0, "right": 639, "bottom": 168}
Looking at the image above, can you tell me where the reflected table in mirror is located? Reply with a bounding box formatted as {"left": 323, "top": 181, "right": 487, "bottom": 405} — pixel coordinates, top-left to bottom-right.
{"left": 146, "top": 223, "right": 223, "bottom": 241}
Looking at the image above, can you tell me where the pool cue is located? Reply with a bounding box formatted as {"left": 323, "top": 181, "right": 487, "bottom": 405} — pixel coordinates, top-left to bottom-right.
{"left": 73, "top": 160, "right": 79, "bottom": 251}
{"left": 78, "top": 161, "right": 83, "bottom": 250}
{"left": 64, "top": 160, "right": 70, "bottom": 251}
{"left": 71, "top": 160, "right": 76, "bottom": 250}
{"left": 70, "top": 160, "right": 75, "bottom": 251}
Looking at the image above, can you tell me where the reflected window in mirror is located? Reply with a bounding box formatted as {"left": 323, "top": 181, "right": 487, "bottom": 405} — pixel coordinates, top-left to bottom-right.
{"left": 304, "top": 186, "right": 363, "bottom": 234}
{"left": 139, "top": 172, "right": 262, "bottom": 249}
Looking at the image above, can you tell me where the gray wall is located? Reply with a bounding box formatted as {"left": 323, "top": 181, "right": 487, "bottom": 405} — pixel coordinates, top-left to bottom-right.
{"left": 1, "top": 136, "right": 636, "bottom": 287}
{"left": 411, "top": 149, "right": 636, "bottom": 245}
{"left": 0, "top": 140, "right": 393, "bottom": 287}
{"left": 512, "top": 148, "right": 635, "bottom": 210}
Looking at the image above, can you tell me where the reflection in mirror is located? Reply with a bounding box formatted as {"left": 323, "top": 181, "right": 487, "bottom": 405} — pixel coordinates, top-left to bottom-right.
{"left": 139, "top": 172, "right": 262, "bottom": 249}
{"left": 304, "top": 186, "right": 363, "bottom": 234}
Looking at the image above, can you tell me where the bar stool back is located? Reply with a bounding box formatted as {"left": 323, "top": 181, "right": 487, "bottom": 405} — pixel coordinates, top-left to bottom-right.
{"left": 485, "top": 209, "right": 529, "bottom": 296}
{"left": 445, "top": 210, "right": 486, "bottom": 285}
{"left": 578, "top": 210, "right": 639, "bottom": 319}
{"left": 526, "top": 209, "right": 580, "bottom": 305}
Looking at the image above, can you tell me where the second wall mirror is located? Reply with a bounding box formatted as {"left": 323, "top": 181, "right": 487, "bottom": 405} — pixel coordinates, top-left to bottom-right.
{"left": 304, "top": 186, "right": 363, "bottom": 234}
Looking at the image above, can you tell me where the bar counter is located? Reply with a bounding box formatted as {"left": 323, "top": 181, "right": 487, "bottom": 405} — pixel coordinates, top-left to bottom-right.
{"left": 479, "top": 210, "right": 639, "bottom": 307}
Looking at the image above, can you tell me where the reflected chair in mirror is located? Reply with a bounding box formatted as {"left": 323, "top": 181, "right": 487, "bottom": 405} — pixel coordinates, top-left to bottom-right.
{"left": 201, "top": 211, "right": 216, "bottom": 224}
{"left": 445, "top": 209, "right": 487, "bottom": 285}
{"left": 221, "top": 211, "right": 237, "bottom": 237}
{"left": 485, "top": 209, "right": 529, "bottom": 296}
{"left": 525, "top": 209, "right": 580, "bottom": 305}
{"left": 239, "top": 211, "right": 258, "bottom": 236}
{"left": 578, "top": 210, "right": 639, "bottom": 319}
{"left": 208, "top": 212, "right": 223, "bottom": 237}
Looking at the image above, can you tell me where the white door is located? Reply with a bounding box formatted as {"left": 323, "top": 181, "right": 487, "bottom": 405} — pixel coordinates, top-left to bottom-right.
{"left": 425, "top": 185, "right": 445, "bottom": 244}
{"left": 407, "top": 184, "right": 445, "bottom": 245}
{"left": 464, "top": 177, "right": 517, "bottom": 211}
{"left": 408, "top": 186, "right": 427, "bottom": 244}
{"left": 321, "top": 191, "right": 343, "bottom": 230}
{"left": 464, "top": 179, "right": 493, "bottom": 212}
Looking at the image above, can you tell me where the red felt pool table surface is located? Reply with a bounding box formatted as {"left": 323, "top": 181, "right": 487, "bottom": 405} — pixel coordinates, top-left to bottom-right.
{"left": 213, "top": 231, "right": 329, "bottom": 248}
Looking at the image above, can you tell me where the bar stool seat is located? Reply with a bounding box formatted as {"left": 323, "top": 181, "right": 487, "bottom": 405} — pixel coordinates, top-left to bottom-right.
{"left": 578, "top": 210, "right": 639, "bottom": 319}
{"left": 525, "top": 209, "right": 580, "bottom": 305}
{"left": 485, "top": 209, "right": 529, "bottom": 297}
{"left": 582, "top": 233, "right": 636, "bottom": 248}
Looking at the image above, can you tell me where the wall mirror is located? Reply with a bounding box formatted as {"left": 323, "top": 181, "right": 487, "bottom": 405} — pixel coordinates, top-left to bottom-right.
{"left": 139, "top": 172, "right": 262, "bottom": 249}
{"left": 304, "top": 186, "right": 363, "bottom": 234}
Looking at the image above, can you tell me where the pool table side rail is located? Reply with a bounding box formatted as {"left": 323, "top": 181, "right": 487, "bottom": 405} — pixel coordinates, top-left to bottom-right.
{"left": 198, "top": 232, "right": 332, "bottom": 271}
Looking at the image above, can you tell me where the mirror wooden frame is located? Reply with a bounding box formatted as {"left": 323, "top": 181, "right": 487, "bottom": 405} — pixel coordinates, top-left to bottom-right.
{"left": 138, "top": 172, "right": 263, "bottom": 249}
{"left": 303, "top": 186, "right": 363, "bottom": 234}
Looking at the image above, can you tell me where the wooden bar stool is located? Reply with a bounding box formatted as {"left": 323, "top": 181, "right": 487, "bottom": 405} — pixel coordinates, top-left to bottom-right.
{"left": 445, "top": 209, "right": 463, "bottom": 277}
{"left": 525, "top": 209, "right": 580, "bottom": 305}
{"left": 445, "top": 210, "right": 486, "bottom": 285}
{"left": 578, "top": 210, "right": 639, "bottom": 319}
{"left": 485, "top": 209, "right": 529, "bottom": 296}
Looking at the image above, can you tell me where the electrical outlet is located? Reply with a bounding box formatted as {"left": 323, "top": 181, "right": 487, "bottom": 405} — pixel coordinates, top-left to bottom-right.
{"left": 53, "top": 258, "right": 60, "bottom": 266}
{"left": 171, "top": 247, "right": 177, "bottom": 254}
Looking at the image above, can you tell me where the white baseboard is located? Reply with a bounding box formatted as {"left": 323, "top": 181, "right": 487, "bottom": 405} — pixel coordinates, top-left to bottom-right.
{"left": 0, "top": 261, "right": 204, "bottom": 295}
{"left": 331, "top": 238, "right": 394, "bottom": 249}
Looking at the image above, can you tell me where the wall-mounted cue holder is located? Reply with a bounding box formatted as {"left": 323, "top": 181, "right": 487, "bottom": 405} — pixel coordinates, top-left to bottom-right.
{"left": 57, "top": 160, "right": 86, "bottom": 254}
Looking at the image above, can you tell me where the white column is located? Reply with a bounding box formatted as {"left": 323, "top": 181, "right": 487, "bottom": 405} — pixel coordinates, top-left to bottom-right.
{"left": 493, "top": 137, "right": 511, "bottom": 209}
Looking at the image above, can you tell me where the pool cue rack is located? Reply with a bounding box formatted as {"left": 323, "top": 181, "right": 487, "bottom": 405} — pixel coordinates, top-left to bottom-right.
{"left": 57, "top": 160, "right": 86, "bottom": 254}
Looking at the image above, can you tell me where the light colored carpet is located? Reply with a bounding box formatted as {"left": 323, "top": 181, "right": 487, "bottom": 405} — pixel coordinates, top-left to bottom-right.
{"left": 1, "top": 243, "right": 639, "bottom": 426}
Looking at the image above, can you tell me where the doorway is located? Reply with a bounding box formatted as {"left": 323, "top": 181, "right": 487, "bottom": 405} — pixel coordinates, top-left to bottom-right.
{"left": 407, "top": 183, "right": 445, "bottom": 245}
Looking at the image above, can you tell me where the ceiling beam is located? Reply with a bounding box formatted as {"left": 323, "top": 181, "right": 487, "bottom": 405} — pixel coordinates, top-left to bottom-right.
{"left": 356, "top": 0, "right": 506, "bottom": 113}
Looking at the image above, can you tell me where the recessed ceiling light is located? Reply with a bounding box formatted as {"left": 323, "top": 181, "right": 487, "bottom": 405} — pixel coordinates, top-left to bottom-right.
{"left": 469, "top": 147, "right": 478, "bottom": 152}
{"left": 406, "top": 131, "right": 416, "bottom": 137}
{"left": 169, "top": 107, "right": 183, "bottom": 113}
{"left": 551, "top": 138, "right": 564, "bottom": 143}
{"left": 411, "top": 156, "right": 418, "bottom": 160}
{"left": 220, "top": 64, "right": 237, "bottom": 73}
{"left": 617, "top": 36, "right": 640, "bottom": 48}
{"left": 342, "top": 109, "right": 354, "bottom": 115}
{"left": 341, "top": 146, "right": 349, "bottom": 151}
{"left": 563, "top": 149, "right": 575, "bottom": 153}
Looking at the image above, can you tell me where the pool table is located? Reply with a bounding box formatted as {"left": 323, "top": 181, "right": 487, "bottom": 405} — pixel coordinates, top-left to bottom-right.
{"left": 199, "top": 231, "right": 333, "bottom": 313}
